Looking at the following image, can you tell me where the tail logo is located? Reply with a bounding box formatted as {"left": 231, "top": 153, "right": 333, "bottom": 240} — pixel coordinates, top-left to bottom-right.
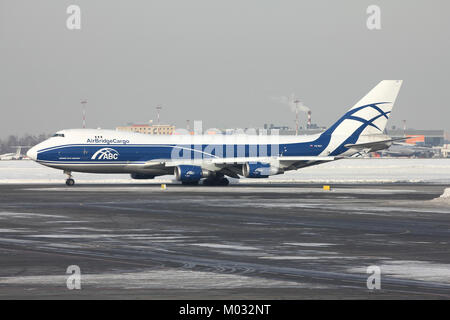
{"left": 91, "top": 148, "right": 119, "bottom": 160}
{"left": 344, "top": 102, "right": 391, "bottom": 132}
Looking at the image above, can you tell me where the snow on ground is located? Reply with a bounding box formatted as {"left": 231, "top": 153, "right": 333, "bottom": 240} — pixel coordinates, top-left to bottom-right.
{"left": 0, "top": 269, "right": 320, "bottom": 289}
{"left": 438, "top": 188, "right": 450, "bottom": 198}
{"left": 431, "top": 187, "right": 450, "bottom": 204}
{"left": 0, "top": 158, "right": 450, "bottom": 184}
{"left": 265, "top": 158, "right": 450, "bottom": 184}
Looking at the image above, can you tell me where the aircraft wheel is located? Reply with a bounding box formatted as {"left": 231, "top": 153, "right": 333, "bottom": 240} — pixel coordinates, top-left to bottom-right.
{"left": 203, "top": 177, "right": 229, "bottom": 186}
{"left": 219, "top": 178, "right": 229, "bottom": 186}
{"left": 66, "top": 178, "right": 75, "bottom": 186}
{"left": 182, "top": 181, "right": 199, "bottom": 185}
{"left": 202, "top": 179, "right": 215, "bottom": 186}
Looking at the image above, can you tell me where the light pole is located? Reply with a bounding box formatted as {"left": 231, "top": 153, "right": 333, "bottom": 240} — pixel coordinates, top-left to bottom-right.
{"left": 293, "top": 99, "right": 300, "bottom": 135}
{"left": 156, "top": 105, "right": 162, "bottom": 126}
{"left": 81, "top": 100, "right": 87, "bottom": 128}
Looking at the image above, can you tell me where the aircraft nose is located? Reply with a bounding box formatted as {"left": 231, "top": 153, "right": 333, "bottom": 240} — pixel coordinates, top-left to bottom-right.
{"left": 27, "top": 146, "right": 37, "bottom": 160}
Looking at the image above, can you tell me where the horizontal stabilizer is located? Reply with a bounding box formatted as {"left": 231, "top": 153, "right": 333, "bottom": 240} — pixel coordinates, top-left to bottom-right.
{"left": 344, "top": 137, "right": 408, "bottom": 151}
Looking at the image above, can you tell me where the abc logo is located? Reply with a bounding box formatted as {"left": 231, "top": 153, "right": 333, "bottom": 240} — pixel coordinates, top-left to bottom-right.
{"left": 91, "top": 148, "right": 119, "bottom": 160}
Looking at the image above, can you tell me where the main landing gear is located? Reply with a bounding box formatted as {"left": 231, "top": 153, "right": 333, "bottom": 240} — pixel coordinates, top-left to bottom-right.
{"left": 64, "top": 170, "right": 75, "bottom": 186}
{"left": 181, "top": 181, "right": 199, "bottom": 185}
{"left": 202, "top": 176, "right": 229, "bottom": 186}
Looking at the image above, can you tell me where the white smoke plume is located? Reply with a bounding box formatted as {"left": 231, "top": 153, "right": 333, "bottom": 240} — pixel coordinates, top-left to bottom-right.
{"left": 271, "top": 93, "right": 310, "bottom": 113}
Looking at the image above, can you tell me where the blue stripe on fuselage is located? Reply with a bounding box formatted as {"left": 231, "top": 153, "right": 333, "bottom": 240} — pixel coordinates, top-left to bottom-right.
{"left": 36, "top": 141, "right": 328, "bottom": 163}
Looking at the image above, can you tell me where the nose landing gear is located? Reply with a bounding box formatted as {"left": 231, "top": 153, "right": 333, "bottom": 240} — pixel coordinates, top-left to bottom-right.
{"left": 64, "top": 170, "right": 75, "bottom": 186}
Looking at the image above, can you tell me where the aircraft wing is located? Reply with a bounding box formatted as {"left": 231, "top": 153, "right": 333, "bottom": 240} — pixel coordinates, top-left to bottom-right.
{"left": 211, "top": 156, "right": 337, "bottom": 164}
{"left": 141, "top": 156, "right": 339, "bottom": 177}
{"left": 143, "top": 156, "right": 337, "bottom": 167}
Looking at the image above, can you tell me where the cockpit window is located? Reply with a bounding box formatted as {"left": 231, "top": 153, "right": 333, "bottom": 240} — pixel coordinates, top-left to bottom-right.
{"left": 52, "top": 133, "right": 65, "bottom": 137}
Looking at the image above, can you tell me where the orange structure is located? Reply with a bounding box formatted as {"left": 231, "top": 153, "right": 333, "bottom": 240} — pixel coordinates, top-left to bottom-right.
{"left": 405, "top": 135, "right": 425, "bottom": 145}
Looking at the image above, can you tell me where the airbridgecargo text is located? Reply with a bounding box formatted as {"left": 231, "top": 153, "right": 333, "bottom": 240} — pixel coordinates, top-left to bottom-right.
{"left": 86, "top": 138, "right": 130, "bottom": 144}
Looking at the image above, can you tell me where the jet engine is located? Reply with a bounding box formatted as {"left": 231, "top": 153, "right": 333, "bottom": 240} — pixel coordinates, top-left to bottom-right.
{"left": 242, "top": 162, "right": 282, "bottom": 178}
{"left": 174, "top": 165, "right": 210, "bottom": 182}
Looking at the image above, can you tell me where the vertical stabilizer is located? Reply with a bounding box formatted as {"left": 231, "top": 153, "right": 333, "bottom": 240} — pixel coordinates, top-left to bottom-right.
{"left": 322, "top": 80, "right": 403, "bottom": 155}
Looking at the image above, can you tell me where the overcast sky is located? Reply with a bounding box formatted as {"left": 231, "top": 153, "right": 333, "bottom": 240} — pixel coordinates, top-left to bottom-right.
{"left": 1, "top": 0, "right": 449, "bottom": 138}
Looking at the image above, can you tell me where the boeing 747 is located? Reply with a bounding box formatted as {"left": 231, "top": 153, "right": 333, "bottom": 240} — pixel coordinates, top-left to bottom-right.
{"left": 27, "top": 80, "right": 403, "bottom": 186}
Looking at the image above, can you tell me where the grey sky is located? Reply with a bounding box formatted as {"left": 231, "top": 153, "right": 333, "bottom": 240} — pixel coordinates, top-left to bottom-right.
{"left": 1, "top": 0, "right": 449, "bottom": 138}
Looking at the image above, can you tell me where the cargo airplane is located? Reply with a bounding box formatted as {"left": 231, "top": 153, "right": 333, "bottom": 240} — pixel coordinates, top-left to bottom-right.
{"left": 0, "top": 146, "right": 24, "bottom": 160}
{"left": 27, "top": 80, "right": 403, "bottom": 186}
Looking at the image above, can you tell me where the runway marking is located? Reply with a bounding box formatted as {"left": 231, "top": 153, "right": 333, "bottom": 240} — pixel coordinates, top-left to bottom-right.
{"left": 259, "top": 256, "right": 356, "bottom": 260}
{"left": 191, "top": 243, "right": 259, "bottom": 251}
{"left": 283, "top": 243, "right": 336, "bottom": 247}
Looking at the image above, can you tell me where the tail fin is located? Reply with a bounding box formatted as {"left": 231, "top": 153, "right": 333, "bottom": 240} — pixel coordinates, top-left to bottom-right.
{"left": 15, "top": 146, "right": 22, "bottom": 157}
{"left": 322, "top": 80, "right": 403, "bottom": 155}
{"left": 324, "top": 80, "right": 402, "bottom": 137}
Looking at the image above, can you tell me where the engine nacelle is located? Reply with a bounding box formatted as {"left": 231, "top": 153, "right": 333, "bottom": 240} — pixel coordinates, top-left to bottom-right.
{"left": 174, "top": 165, "right": 209, "bottom": 182}
{"left": 242, "top": 162, "right": 282, "bottom": 178}
{"left": 130, "top": 173, "right": 155, "bottom": 180}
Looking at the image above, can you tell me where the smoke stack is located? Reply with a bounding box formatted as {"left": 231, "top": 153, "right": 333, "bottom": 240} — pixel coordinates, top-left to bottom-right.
{"left": 307, "top": 111, "right": 311, "bottom": 129}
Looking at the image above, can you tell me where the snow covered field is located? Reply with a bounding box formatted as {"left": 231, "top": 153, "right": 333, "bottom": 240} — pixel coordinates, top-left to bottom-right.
{"left": 0, "top": 158, "right": 449, "bottom": 184}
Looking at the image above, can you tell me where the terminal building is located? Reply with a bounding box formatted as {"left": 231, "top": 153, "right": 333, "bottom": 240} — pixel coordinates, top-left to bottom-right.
{"left": 385, "top": 129, "right": 449, "bottom": 147}
{"left": 263, "top": 123, "right": 326, "bottom": 136}
{"left": 116, "top": 124, "right": 175, "bottom": 135}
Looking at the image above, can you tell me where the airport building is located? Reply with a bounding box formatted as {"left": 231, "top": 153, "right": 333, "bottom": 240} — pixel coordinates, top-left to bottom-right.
{"left": 263, "top": 124, "right": 449, "bottom": 146}
{"left": 263, "top": 123, "right": 326, "bottom": 136}
{"left": 385, "top": 129, "right": 449, "bottom": 146}
{"left": 116, "top": 124, "right": 176, "bottom": 135}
